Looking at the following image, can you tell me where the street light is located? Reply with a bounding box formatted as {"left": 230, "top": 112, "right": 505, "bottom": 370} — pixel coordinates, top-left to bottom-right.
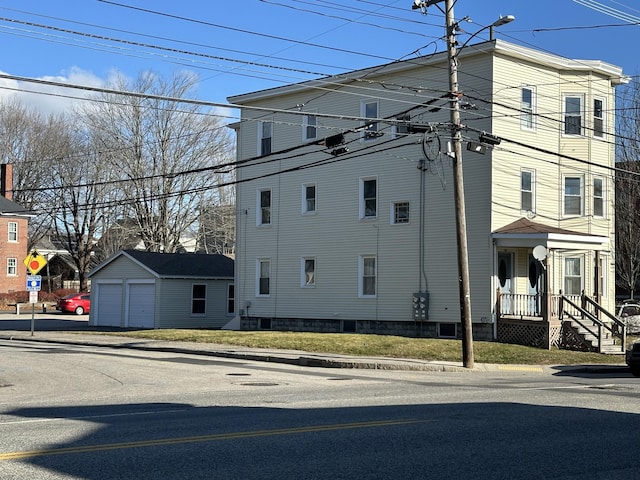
{"left": 411, "top": 1, "right": 514, "bottom": 369}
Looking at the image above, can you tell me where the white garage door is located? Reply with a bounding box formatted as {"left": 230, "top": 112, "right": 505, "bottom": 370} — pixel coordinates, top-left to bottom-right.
{"left": 127, "top": 283, "right": 155, "bottom": 329}
{"left": 95, "top": 283, "right": 123, "bottom": 327}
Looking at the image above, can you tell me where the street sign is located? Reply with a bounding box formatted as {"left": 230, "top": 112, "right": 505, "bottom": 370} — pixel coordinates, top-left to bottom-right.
{"left": 24, "top": 251, "right": 47, "bottom": 275}
{"left": 26, "top": 275, "right": 42, "bottom": 291}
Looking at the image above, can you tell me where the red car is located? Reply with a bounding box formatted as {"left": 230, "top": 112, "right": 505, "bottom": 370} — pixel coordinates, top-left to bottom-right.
{"left": 56, "top": 293, "right": 91, "bottom": 315}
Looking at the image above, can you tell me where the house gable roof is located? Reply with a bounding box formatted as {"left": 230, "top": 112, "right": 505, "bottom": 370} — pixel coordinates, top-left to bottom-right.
{"left": 493, "top": 218, "right": 586, "bottom": 236}
{"left": 0, "top": 196, "right": 34, "bottom": 217}
{"left": 89, "top": 250, "right": 234, "bottom": 279}
{"left": 492, "top": 218, "right": 609, "bottom": 248}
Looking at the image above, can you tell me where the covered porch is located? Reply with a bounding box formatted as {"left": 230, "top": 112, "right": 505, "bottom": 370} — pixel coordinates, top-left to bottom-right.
{"left": 491, "top": 218, "right": 624, "bottom": 352}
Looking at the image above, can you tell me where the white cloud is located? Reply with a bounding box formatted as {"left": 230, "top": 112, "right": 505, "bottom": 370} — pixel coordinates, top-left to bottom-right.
{"left": 0, "top": 67, "right": 105, "bottom": 117}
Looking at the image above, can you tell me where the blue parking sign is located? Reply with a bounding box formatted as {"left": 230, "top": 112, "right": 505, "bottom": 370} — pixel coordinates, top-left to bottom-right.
{"left": 26, "top": 275, "right": 41, "bottom": 291}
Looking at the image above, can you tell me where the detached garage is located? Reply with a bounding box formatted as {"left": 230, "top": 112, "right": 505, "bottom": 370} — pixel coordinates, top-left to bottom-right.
{"left": 89, "top": 250, "right": 234, "bottom": 329}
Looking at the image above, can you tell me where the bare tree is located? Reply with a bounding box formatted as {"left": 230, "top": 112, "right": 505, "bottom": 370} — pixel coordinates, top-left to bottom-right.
{"left": 615, "top": 76, "right": 640, "bottom": 298}
{"left": 80, "top": 70, "right": 234, "bottom": 253}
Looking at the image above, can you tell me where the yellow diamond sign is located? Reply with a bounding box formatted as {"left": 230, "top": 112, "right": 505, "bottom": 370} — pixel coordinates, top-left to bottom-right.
{"left": 24, "top": 251, "right": 47, "bottom": 275}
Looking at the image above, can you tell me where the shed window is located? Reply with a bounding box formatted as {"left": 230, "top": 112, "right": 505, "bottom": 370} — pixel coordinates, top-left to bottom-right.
{"left": 192, "top": 284, "right": 206, "bottom": 314}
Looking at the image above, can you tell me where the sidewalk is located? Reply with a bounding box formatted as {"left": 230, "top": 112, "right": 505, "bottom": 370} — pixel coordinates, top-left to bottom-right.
{"left": 0, "top": 313, "right": 628, "bottom": 374}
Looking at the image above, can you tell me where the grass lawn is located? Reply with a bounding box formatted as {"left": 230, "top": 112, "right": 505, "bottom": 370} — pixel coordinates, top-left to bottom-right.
{"left": 92, "top": 329, "right": 635, "bottom": 365}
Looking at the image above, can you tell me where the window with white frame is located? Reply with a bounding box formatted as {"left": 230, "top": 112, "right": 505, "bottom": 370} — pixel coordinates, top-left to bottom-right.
{"left": 6, "top": 258, "right": 16, "bottom": 276}
{"left": 563, "top": 257, "right": 582, "bottom": 295}
{"left": 8, "top": 222, "right": 17, "bottom": 242}
{"left": 360, "top": 255, "right": 376, "bottom": 297}
{"left": 394, "top": 113, "right": 411, "bottom": 137}
{"left": 191, "top": 284, "right": 206, "bottom": 314}
{"left": 227, "top": 284, "right": 235, "bottom": 315}
{"left": 259, "top": 120, "right": 273, "bottom": 155}
{"left": 593, "top": 98, "right": 604, "bottom": 138}
{"left": 521, "top": 86, "right": 535, "bottom": 130}
{"left": 257, "top": 189, "right": 271, "bottom": 225}
{"left": 301, "top": 257, "right": 315, "bottom": 287}
{"left": 593, "top": 177, "right": 604, "bottom": 217}
{"left": 360, "top": 177, "right": 377, "bottom": 219}
{"left": 564, "top": 95, "right": 583, "bottom": 135}
{"left": 361, "top": 100, "right": 380, "bottom": 140}
{"left": 257, "top": 259, "right": 270, "bottom": 296}
{"left": 302, "top": 183, "right": 316, "bottom": 214}
{"left": 391, "top": 201, "right": 410, "bottom": 224}
{"left": 563, "top": 176, "right": 583, "bottom": 216}
{"left": 303, "top": 112, "right": 317, "bottom": 141}
{"left": 521, "top": 169, "right": 535, "bottom": 213}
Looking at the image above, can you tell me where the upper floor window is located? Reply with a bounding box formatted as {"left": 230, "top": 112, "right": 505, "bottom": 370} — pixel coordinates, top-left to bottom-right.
{"left": 361, "top": 100, "right": 380, "bottom": 140}
{"left": 593, "top": 177, "right": 604, "bottom": 217}
{"left": 564, "top": 95, "right": 583, "bottom": 135}
{"left": 593, "top": 98, "right": 604, "bottom": 138}
{"left": 359, "top": 255, "right": 376, "bottom": 297}
{"left": 257, "top": 189, "right": 271, "bottom": 226}
{"left": 303, "top": 113, "right": 317, "bottom": 141}
{"left": 564, "top": 176, "right": 583, "bottom": 216}
{"left": 302, "top": 183, "right": 316, "bottom": 214}
{"left": 259, "top": 120, "right": 272, "bottom": 156}
{"left": 521, "top": 169, "right": 535, "bottom": 213}
{"left": 302, "top": 257, "right": 316, "bottom": 287}
{"left": 191, "top": 284, "right": 206, "bottom": 314}
{"left": 521, "top": 87, "right": 535, "bottom": 130}
{"left": 360, "top": 177, "right": 377, "bottom": 219}
{"left": 257, "top": 259, "right": 270, "bottom": 296}
{"left": 8, "top": 222, "right": 17, "bottom": 242}
{"left": 391, "top": 201, "right": 410, "bottom": 224}
{"left": 6, "top": 258, "right": 16, "bottom": 276}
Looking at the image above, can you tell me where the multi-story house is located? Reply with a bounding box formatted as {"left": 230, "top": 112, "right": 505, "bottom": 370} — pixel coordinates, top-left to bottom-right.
{"left": 0, "top": 164, "right": 33, "bottom": 293}
{"left": 227, "top": 40, "right": 627, "bottom": 343}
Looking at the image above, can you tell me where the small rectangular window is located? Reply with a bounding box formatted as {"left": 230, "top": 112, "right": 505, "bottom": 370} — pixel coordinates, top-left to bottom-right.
{"left": 521, "top": 170, "right": 534, "bottom": 212}
{"left": 593, "top": 177, "right": 604, "bottom": 217}
{"left": 192, "top": 284, "right": 206, "bottom": 314}
{"left": 593, "top": 99, "right": 604, "bottom": 138}
{"left": 259, "top": 121, "right": 272, "bottom": 155}
{"left": 258, "top": 259, "right": 270, "bottom": 296}
{"left": 302, "top": 183, "right": 316, "bottom": 214}
{"left": 564, "top": 176, "right": 582, "bottom": 216}
{"left": 303, "top": 114, "right": 317, "bottom": 141}
{"left": 360, "top": 177, "right": 377, "bottom": 219}
{"left": 564, "top": 96, "right": 582, "bottom": 135}
{"left": 258, "top": 189, "right": 271, "bottom": 225}
{"left": 521, "top": 87, "right": 534, "bottom": 130}
{"left": 564, "top": 257, "right": 582, "bottom": 295}
{"left": 360, "top": 256, "right": 376, "bottom": 297}
{"left": 302, "top": 257, "right": 316, "bottom": 287}
{"left": 8, "top": 222, "right": 17, "bottom": 242}
{"left": 227, "top": 284, "right": 235, "bottom": 315}
{"left": 392, "top": 201, "right": 410, "bottom": 224}
{"left": 361, "top": 100, "right": 380, "bottom": 140}
{"left": 7, "top": 257, "right": 17, "bottom": 276}
{"left": 438, "top": 323, "right": 457, "bottom": 338}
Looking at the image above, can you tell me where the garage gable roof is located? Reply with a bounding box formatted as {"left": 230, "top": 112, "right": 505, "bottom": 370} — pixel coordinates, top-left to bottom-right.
{"left": 90, "top": 250, "right": 234, "bottom": 279}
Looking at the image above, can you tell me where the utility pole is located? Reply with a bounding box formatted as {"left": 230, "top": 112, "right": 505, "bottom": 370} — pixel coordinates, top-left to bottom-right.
{"left": 413, "top": 0, "right": 474, "bottom": 368}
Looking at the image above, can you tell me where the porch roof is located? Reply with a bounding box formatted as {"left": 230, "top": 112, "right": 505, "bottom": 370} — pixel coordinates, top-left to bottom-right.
{"left": 492, "top": 218, "right": 609, "bottom": 249}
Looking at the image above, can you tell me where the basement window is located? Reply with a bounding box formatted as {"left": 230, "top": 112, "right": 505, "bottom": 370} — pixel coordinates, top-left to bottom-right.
{"left": 438, "top": 323, "right": 457, "bottom": 338}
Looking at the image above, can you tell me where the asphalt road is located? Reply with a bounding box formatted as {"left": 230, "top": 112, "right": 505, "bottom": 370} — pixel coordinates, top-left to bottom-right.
{"left": 1, "top": 339, "right": 639, "bottom": 479}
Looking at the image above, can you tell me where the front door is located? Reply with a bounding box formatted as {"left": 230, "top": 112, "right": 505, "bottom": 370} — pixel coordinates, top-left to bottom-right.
{"left": 498, "top": 253, "right": 513, "bottom": 314}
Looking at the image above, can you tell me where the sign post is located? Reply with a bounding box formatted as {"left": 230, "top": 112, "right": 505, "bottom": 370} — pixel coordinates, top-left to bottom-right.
{"left": 26, "top": 274, "right": 42, "bottom": 336}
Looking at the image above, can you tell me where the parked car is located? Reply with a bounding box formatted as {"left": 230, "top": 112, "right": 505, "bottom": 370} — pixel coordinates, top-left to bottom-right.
{"left": 616, "top": 301, "right": 640, "bottom": 334}
{"left": 56, "top": 293, "right": 91, "bottom": 315}
{"left": 626, "top": 340, "right": 640, "bottom": 377}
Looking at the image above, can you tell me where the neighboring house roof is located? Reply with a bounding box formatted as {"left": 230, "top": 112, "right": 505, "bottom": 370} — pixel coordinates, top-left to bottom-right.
{"left": 0, "top": 196, "right": 34, "bottom": 217}
{"left": 89, "top": 249, "right": 234, "bottom": 279}
{"left": 493, "top": 218, "right": 609, "bottom": 246}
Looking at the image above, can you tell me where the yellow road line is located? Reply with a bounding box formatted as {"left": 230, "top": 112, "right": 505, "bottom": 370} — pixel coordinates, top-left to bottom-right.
{"left": 497, "top": 365, "right": 544, "bottom": 373}
{"left": 0, "top": 418, "right": 421, "bottom": 461}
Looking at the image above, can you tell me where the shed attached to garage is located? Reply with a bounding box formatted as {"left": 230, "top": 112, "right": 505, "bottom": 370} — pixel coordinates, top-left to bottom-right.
{"left": 88, "top": 250, "right": 234, "bottom": 329}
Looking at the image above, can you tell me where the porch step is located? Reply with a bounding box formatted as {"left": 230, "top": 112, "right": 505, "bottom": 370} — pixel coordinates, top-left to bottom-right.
{"left": 569, "top": 320, "right": 624, "bottom": 354}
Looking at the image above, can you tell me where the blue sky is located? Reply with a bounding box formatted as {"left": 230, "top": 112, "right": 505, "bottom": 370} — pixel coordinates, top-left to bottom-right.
{"left": 0, "top": 0, "right": 637, "bottom": 115}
